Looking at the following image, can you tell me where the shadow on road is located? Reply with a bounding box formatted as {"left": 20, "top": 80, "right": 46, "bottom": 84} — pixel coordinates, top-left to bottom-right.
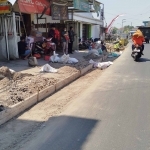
{"left": 0, "top": 115, "right": 99, "bottom": 150}
{"left": 138, "top": 58, "right": 150, "bottom": 62}
{"left": 35, "top": 115, "right": 99, "bottom": 150}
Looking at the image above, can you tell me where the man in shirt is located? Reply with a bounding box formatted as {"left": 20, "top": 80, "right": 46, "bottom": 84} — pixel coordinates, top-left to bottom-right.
{"left": 68, "top": 26, "right": 75, "bottom": 54}
{"left": 18, "top": 36, "right": 31, "bottom": 60}
{"left": 48, "top": 24, "right": 60, "bottom": 45}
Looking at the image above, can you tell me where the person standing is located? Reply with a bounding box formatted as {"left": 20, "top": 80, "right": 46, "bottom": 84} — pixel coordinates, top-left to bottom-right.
{"left": 68, "top": 26, "right": 75, "bottom": 54}
{"left": 62, "top": 27, "right": 70, "bottom": 54}
{"left": 48, "top": 24, "right": 60, "bottom": 50}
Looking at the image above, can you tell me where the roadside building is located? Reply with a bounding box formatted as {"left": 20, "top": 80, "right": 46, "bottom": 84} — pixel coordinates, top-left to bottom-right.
{"left": 0, "top": 0, "right": 105, "bottom": 60}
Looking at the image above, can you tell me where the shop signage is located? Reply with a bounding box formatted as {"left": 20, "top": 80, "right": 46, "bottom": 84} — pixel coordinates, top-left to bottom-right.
{"left": 18, "top": 0, "right": 50, "bottom": 15}
{"left": 0, "top": 1, "right": 11, "bottom": 14}
{"left": 93, "top": 0, "right": 100, "bottom": 17}
{"left": 73, "top": 0, "right": 90, "bottom": 12}
{"left": 51, "top": 4, "right": 68, "bottom": 20}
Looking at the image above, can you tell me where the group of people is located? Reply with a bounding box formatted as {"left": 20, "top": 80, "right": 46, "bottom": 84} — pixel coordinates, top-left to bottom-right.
{"left": 18, "top": 25, "right": 76, "bottom": 60}
{"left": 48, "top": 25, "right": 75, "bottom": 55}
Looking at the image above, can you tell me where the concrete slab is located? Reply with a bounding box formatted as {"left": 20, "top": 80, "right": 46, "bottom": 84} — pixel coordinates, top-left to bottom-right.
{"left": 38, "top": 85, "right": 55, "bottom": 102}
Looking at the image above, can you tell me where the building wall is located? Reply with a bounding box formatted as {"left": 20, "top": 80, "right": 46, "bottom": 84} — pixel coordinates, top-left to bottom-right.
{"left": 91, "top": 25, "right": 100, "bottom": 38}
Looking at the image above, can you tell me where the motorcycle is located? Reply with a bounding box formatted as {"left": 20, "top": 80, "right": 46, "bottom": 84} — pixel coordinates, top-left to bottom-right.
{"left": 145, "top": 36, "right": 149, "bottom": 43}
{"left": 31, "top": 38, "right": 55, "bottom": 56}
{"left": 131, "top": 46, "right": 142, "bottom": 61}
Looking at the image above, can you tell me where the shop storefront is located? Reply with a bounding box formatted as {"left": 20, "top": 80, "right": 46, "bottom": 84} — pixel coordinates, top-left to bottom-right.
{"left": 0, "top": 0, "right": 51, "bottom": 60}
{"left": 0, "top": 0, "right": 104, "bottom": 60}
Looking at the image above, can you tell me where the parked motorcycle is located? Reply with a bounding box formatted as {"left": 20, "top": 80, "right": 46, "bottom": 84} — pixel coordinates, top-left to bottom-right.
{"left": 31, "top": 38, "right": 55, "bottom": 56}
{"left": 131, "top": 46, "right": 142, "bottom": 61}
{"left": 31, "top": 41, "right": 45, "bottom": 55}
{"left": 145, "top": 36, "right": 149, "bottom": 43}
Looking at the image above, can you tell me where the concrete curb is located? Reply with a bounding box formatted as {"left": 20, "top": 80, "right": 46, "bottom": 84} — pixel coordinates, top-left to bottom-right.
{"left": 0, "top": 93, "right": 37, "bottom": 125}
{"left": 0, "top": 54, "right": 108, "bottom": 126}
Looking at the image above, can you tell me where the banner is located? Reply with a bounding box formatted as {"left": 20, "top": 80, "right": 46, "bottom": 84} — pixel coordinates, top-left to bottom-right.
{"left": 51, "top": 4, "right": 68, "bottom": 20}
{"left": 0, "top": 1, "right": 11, "bottom": 14}
{"left": 73, "top": 0, "right": 90, "bottom": 12}
{"left": 8, "top": 0, "right": 16, "bottom": 5}
{"left": 18, "top": 0, "right": 50, "bottom": 15}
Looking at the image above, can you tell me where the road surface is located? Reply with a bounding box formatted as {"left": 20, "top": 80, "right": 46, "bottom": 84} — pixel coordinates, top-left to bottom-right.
{"left": 20, "top": 42, "right": 150, "bottom": 150}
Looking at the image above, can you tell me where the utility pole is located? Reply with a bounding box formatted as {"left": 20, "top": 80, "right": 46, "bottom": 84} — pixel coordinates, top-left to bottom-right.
{"left": 122, "top": 19, "right": 126, "bottom": 33}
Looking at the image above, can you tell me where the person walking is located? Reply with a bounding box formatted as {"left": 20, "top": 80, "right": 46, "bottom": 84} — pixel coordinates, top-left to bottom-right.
{"left": 62, "top": 27, "right": 70, "bottom": 54}
{"left": 68, "top": 26, "right": 75, "bottom": 54}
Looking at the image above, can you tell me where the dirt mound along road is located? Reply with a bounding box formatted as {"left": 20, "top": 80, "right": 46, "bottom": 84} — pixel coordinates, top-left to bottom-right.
{"left": 0, "top": 67, "right": 58, "bottom": 107}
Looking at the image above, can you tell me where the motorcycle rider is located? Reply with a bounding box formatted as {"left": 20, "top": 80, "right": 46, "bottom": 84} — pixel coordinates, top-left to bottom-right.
{"left": 132, "top": 29, "right": 145, "bottom": 55}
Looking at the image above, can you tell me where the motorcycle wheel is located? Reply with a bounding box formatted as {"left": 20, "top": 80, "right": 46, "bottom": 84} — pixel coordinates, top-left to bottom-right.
{"left": 133, "top": 53, "right": 139, "bottom": 61}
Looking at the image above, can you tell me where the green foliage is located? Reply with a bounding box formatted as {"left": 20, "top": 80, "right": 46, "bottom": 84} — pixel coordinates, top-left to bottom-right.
{"left": 112, "top": 27, "right": 118, "bottom": 34}
{"left": 123, "top": 25, "right": 134, "bottom": 33}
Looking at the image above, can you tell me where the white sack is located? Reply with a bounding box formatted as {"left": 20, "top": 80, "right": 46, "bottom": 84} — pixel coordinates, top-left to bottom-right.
{"left": 89, "top": 59, "right": 113, "bottom": 69}
{"left": 60, "top": 54, "right": 70, "bottom": 64}
{"left": 68, "top": 57, "right": 78, "bottom": 64}
{"left": 40, "top": 64, "right": 57, "bottom": 73}
{"left": 50, "top": 54, "right": 60, "bottom": 63}
{"left": 97, "top": 61, "right": 113, "bottom": 69}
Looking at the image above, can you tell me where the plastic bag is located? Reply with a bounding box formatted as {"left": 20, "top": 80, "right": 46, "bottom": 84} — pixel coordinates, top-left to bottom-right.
{"left": 60, "top": 54, "right": 70, "bottom": 64}
{"left": 112, "top": 52, "right": 120, "bottom": 57}
{"left": 98, "top": 48, "right": 103, "bottom": 54}
{"left": 50, "top": 53, "right": 60, "bottom": 62}
{"left": 89, "top": 59, "right": 113, "bottom": 69}
{"left": 40, "top": 64, "right": 57, "bottom": 73}
{"left": 97, "top": 61, "right": 113, "bottom": 69}
{"left": 89, "top": 59, "right": 98, "bottom": 68}
{"left": 88, "top": 49, "right": 99, "bottom": 56}
{"left": 68, "top": 57, "right": 78, "bottom": 64}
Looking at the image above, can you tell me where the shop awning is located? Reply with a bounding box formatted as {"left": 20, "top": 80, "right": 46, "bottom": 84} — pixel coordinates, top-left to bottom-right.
{"left": 72, "top": 13, "right": 103, "bottom": 25}
{"left": 18, "top": 0, "right": 50, "bottom": 15}
{"left": 3, "top": 0, "right": 50, "bottom": 15}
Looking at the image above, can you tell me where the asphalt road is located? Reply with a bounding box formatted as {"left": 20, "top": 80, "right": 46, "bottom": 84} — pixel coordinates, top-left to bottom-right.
{"left": 20, "top": 42, "right": 150, "bottom": 150}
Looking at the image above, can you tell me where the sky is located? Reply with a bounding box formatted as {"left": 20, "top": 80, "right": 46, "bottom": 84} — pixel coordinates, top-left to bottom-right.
{"left": 100, "top": 0, "right": 150, "bottom": 28}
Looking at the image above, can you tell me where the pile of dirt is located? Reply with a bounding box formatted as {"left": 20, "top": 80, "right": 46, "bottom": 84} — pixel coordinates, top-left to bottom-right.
{"left": 4, "top": 76, "right": 58, "bottom": 106}
{"left": 0, "top": 66, "right": 12, "bottom": 80}
{"left": 0, "top": 66, "right": 33, "bottom": 81}
{"left": 0, "top": 66, "right": 58, "bottom": 107}
{"left": 12, "top": 72, "right": 33, "bottom": 80}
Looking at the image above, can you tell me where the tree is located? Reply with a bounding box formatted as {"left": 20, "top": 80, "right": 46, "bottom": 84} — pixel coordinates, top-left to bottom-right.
{"left": 123, "top": 25, "right": 134, "bottom": 33}
{"left": 112, "top": 27, "right": 118, "bottom": 34}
